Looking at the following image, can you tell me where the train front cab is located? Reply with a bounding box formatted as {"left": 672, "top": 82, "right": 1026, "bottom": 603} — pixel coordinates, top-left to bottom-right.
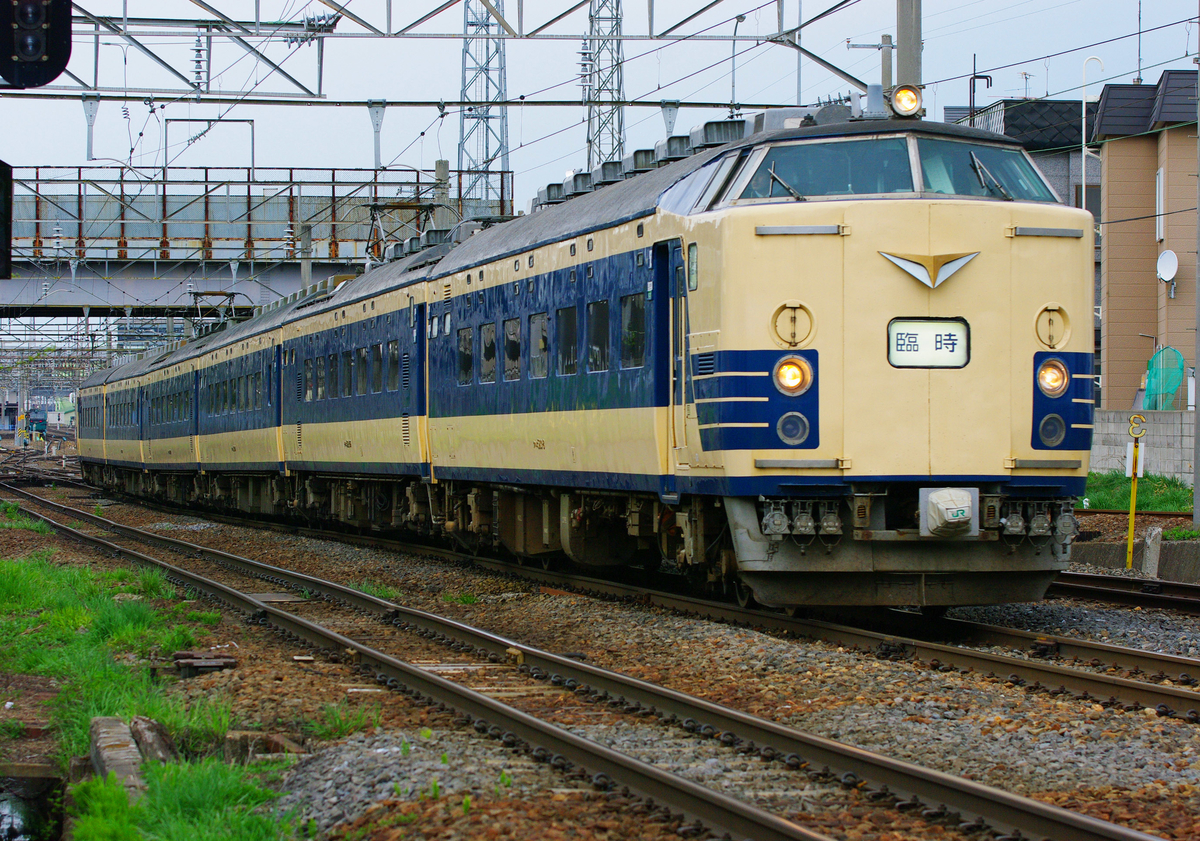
{"left": 667, "top": 123, "right": 1091, "bottom": 607}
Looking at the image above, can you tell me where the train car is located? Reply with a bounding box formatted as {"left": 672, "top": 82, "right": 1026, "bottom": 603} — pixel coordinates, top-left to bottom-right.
{"left": 78, "top": 89, "right": 1091, "bottom": 608}
{"left": 20, "top": 408, "right": 48, "bottom": 435}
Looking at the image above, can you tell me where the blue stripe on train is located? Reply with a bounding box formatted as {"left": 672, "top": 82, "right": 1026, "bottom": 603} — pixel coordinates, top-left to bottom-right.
{"left": 1031, "top": 351, "right": 1094, "bottom": 452}
{"left": 694, "top": 349, "right": 820, "bottom": 451}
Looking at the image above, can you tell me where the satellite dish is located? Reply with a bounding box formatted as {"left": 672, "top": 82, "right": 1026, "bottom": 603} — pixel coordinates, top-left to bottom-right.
{"left": 1157, "top": 249, "right": 1179, "bottom": 282}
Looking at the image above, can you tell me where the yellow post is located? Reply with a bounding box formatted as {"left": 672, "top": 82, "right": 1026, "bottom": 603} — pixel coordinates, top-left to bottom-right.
{"left": 1126, "top": 439, "right": 1139, "bottom": 570}
{"left": 1126, "top": 414, "right": 1147, "bottom": 570}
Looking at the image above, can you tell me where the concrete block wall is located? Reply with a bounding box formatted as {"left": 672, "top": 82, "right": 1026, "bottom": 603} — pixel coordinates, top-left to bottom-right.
{"left": 1090, "top": 408, "right": 1195, "bottom": 485}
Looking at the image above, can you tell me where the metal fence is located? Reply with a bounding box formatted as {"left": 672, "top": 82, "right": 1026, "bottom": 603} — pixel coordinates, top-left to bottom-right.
{"left": 11, "top": 165, "right": 513, "bottom": 264}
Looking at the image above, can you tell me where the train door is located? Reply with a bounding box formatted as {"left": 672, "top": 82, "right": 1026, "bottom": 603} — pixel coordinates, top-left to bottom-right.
{"left": 654, "top": 239, "right": 690, "bottom": 495}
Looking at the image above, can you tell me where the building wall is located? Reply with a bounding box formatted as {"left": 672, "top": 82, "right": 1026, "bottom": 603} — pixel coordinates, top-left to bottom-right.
{"left": 1100, "top": 134, "right": 1159, "bottom": 409}
{"left": 1158, "top": 127, "right": 1199, "bottom": 365}
{"left": 1091, "top": 408, "right": 1194, "bottom": 486}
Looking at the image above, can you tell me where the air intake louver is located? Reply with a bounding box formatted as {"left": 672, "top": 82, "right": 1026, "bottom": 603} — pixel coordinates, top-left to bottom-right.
{"left": 695, "top": 352, "right": 716, "bottom": 376}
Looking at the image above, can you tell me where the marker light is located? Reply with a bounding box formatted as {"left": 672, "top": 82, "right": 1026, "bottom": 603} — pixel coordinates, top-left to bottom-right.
{"left": 1039, "top": 414, "right": 1066, "bottom": 447}
{"left": 773, "top": 356, "right": 813, "bottom": 396}
{"left": 891, "top": 85, "right": 923, "bottom": 117}
{"left": 1037, "top": 358, "right": 1070, "bottom": 398}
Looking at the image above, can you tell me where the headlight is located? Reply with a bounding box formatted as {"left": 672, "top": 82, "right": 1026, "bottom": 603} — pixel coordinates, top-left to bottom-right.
{"left": 777, "top": 412, "right": 810, "bottom": 446}
{"left": 1039, "top": 414, "right": 1066, "bottom": 447}
{"left": 891, "top": 85, "right": 922, "bottom": 117}
{"left": 1037, "top": 358, "right": 1070, "bottom": 398}
{"left": 774, "top": 356, "right": 813, "bottom": 396}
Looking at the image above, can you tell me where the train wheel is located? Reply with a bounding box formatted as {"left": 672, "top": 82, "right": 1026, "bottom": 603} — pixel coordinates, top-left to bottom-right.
{"left": 732, "top": 579, "right": 756, "bottom": 609}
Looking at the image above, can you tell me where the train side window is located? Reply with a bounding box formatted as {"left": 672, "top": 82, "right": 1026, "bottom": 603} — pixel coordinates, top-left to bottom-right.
{"left": 688, "top": 243, "right": 699, "bottom": 291}
{"left": 328, "top": 354, "right": 339, "bottom": 398}
{"left": 387, "top": 341, "right": 400, "bottom": 391}
{"left": 316, "top": 358, "right": 327, "bottom": 400}
{"left": 241, "top": 377, "right": 249, "bottom": 412}
{"left": 587, "top": 300, "right": 610, "bottom": 372}
{"left": 371, "top": 344, "right": 384, "bottom": 393}
{"left": 304, "top": 360, "right": 314, "bottom": 402}
{"left": 266, "top": 368, "right": 272, "bottom": 406}
{"left": 254, "top": 373, "right": 262, "bottom": 410}
{"left": 479, "top": 323, "right": 497, "bottom": 383}
{"left": 620, "top": 293, "right": 646, "bottom": 369}
{"left": 556, "top": 307, "right": 578, "bottom": 375}
{"left": 457, "top": 328, "right": 473, "bottom": 385}
{"left": 356, "top": 347, "right": 370, "bottom": 395}
{"left": 343, "top": 351, "right": 354, "bottom": 396}
{"left": 429, "top": 314, "right": 439, "bottom": 339}
{"left": 503, "top": 318, "right": 521, "bottom": 381}
{"left": 529, "top": 312, "right": 549, "bottom": 379}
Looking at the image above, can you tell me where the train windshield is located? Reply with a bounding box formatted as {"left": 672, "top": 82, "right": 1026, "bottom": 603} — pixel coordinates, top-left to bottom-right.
{"left": 739, "top": 137, "right": 914, "bottom": 200}
{"left": 917, "top": 137, "right": 1056, "bottom": 202}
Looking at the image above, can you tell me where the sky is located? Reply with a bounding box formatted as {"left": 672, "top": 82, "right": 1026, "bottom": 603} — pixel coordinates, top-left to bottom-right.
{"left": 0, "top": 0, "right": 1197, "bottom": 211}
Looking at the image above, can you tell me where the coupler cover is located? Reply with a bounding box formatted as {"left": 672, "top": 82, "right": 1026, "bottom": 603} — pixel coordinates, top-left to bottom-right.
{"left": 919, "top": 487, "right": 979, "bottom": 537}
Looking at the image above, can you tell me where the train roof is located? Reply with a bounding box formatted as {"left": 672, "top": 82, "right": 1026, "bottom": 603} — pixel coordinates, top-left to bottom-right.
{"left": 81, "top": 117, "right": 1017, "bottom": 391}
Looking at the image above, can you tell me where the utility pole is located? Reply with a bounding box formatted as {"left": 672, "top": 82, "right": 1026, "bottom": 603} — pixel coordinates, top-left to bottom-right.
{"left": 896, "top": 0, "right": 921, "bottom": 88}
{"left": 1193, "top": 0, "right": 1200, "bottom": 526}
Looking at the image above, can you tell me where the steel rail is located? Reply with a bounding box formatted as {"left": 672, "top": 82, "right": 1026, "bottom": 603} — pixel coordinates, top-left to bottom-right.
{"left": 1054, "top": 571, "right": 1200, "bottom": 607}
{"left": 879, "top": 612, "right": 1200, "bottom": 690}
{"left": 16, "top": 480, "right": 1200, "bottom": 718}
{"left": 3, "top": 484, "right": 1170, "bottom": 841}
{"left": 11, "top": 500, "right": 833, "bottom": 841}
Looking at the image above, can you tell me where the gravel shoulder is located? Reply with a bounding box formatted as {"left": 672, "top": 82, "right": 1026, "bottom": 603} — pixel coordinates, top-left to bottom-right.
{"left": 8, "top": 487, "right": 1200, "bottom": 839}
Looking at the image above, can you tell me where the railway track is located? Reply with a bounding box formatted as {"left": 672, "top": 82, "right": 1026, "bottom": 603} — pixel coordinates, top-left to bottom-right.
{"left": 12, "top": 477, "right": 1200, "bottom": 721}
{"left": 3, "top": 484, "right": 1166, "bottom": 841}
{"left": 1048, "top": 572, "right": 1200, "bottom": 615}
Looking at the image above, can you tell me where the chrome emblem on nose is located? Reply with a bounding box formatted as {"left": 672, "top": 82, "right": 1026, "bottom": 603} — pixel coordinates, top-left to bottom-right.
{"left": 879, "top": 251, "right": 980, "bottom": 289}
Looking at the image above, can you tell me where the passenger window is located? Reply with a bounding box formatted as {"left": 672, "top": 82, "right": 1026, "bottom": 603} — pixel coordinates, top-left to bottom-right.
{"left": 328, "top": 354, "right": 339, "bottom": 398}
{"left": 254, "top": 373, "right": 262, "bottom": 410}
{"left": 316, "top": 358, "right": 326, "bottom": 400}
{"left": 587, "top": 300, "right": 610, "bottom": 372}
{"left": 356, "top": 347, "right": 370, "bottom": 395}
{"left": 503, "top": 318, "right": 521, "bottom": 381}
{"left": 529, "top": 312, "right": 549, "bottom": 379}
{"left": 304, "top": 360, "right": 314, "bottom": 402}
{"left": 480, "top": 323, "right": 497, "bottom": 383}
{"left": 556, "top": 306, "right": 578, "bottom": 375}
{"left": 457, "top": 328, "right": 473, "bottom": 385}
{"left": 429, "top": 315, "right": 439, "bottom": 339}
{"left": 240, "top": 376, "right": 248, "bottom": 411}
{"left": 688, "top": 243, "right": 699, "bottom": 291}
{"left": 387, "top": 341, "right": 400, "bottom": 391}
{"left": 620, "top": 293, "right": 646, "bottom": 369}
{"left": 342, "top": 351, "right": 354, "bottom": 397}
{"left": 371, "top": 344, "right": 384, "bottom": 393}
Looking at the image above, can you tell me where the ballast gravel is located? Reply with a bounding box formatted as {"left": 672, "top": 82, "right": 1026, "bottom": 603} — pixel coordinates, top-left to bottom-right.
{"left": 22, "top": 488, "right": 1200, "bottom": 838}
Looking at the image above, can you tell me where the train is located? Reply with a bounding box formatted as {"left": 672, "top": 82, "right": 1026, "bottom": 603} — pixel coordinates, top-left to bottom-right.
{"left": 19, "top": 408, "right": 47, "bottom": 436}
{"left": 78, "top": 86, "right": 1094, "bottom": 609}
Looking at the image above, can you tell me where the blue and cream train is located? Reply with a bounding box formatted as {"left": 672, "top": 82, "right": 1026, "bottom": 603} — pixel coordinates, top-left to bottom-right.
{"left": 79, "top": 103, "right": 1093, "bottom": 608}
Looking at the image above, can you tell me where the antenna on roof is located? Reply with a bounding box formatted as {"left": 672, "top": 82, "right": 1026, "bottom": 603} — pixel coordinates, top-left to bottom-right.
{"left": 1133, "top": 0, "right": 1143, "bottom": 85}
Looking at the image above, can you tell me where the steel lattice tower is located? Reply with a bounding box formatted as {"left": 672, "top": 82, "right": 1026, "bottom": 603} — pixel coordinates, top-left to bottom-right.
{"left": 584, "top": 0, "right": 625, "bottom": 169}
{"left": 458, "top": 0, "right": 511, "bottom": 216}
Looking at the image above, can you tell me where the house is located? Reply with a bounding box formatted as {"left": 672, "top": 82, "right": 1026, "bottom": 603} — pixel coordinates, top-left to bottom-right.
{"left": 1093, "top": 69, "right": 1198, "bottom": 412}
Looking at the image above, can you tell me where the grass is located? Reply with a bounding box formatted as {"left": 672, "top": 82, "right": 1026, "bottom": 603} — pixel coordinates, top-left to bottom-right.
{"left": 300, "top": 701, "right": 381, "bottom": 740}
{"left": 350, "top": 579, "right": 401, "bottom": 601}
{"left": 71, "top": 761, "right": 295, "bottom": 841}
{"left": 442, "top": 592, "right": 478, "bottom": 605}
{"left": 1082, "top": 470, "right": 1193, "bottom": 512}
{"left": 0, "top": 501, "right": 55, "bottom": 535}
{"left": 0, "top": 551, "right": 232, "bottom": 761}
{"left": 1164, "top": 526, "right": 1200, "bottom": 541}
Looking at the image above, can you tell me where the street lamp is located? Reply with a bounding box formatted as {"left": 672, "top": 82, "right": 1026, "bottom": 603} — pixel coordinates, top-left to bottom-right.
{"left": 731, "top": 15, "right": 746, "bottom": 118}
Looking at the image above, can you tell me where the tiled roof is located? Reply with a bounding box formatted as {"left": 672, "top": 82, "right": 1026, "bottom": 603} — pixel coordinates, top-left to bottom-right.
{"left": 1094, "top": 70, "right": 1196, "bottom": 139}
{"left": 944, "top": 100, "right": 1095, "bottom": 150}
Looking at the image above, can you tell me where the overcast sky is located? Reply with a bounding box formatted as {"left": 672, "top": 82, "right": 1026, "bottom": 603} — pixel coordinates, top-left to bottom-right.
{"left": 0, "top": 0, "right": 1196, "bottom": 210}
